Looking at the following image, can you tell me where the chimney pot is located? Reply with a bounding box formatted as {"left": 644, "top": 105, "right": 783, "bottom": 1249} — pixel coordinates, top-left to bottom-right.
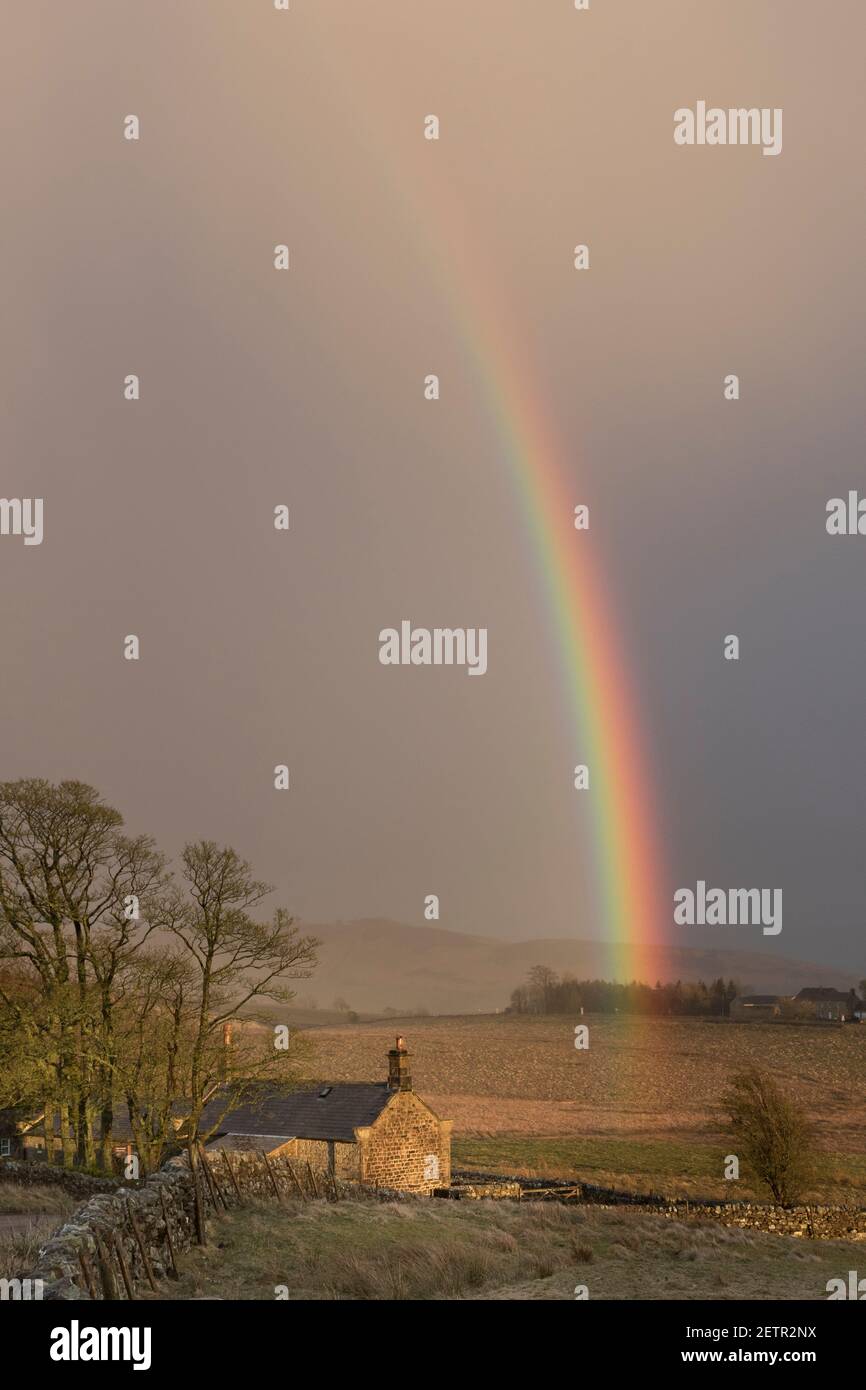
{"left": 387, "top": 1036, "right": 412, "bottom": 1092}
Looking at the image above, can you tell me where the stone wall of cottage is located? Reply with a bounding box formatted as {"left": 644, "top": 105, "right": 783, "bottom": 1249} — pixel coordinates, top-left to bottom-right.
{"left": 359, "top": 1092, "right": 452, "bottom": 1194}
{"left": 288, "top": 1137, "right": 360, "bottom": 1180}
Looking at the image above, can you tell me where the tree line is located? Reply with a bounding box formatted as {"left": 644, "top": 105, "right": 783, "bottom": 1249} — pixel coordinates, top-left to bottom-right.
{"left": 507, "top": 965, "right": 740, "bottom": 1017}
{"left": 0, "top": 779, "right": 318, "bottom": 1214}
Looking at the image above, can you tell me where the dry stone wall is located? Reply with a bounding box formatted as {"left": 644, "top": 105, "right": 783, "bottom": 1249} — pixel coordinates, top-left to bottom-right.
{"left": 453, "top": 1169, "right": 866, "bottom": 1240}
{"left": 21, "top": 1158, "right": 195, "bottom": 1300}
{"left": 655, "top": 1202, "right": 866, "bottom": 1241}
{"left": 437, "top": 1179, "right": 522, "bottom": 1200}
{"left": 16, "top": 1149, "right": 365, "bottom": 1301}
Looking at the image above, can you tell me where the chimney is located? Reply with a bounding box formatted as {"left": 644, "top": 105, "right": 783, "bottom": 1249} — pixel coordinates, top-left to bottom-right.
{"left": 220, "top": 1021, "right": 234, "bottom": 1082}
{"left": 387, "top": 1035, "right": 412, "bottom": 1092}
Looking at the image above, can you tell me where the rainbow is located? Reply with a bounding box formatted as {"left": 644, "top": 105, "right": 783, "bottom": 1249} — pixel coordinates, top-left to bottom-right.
{"left": 444, "top": 272, "right": 668, "bottom": 984}
{"left": 394, "top": 179, "right": 669, "bottom": 983}
{"left": 277, "top": 16, "right": 669, "bottom": 982}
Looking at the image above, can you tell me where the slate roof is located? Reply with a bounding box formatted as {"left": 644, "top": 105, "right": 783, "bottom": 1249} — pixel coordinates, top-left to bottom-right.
{"left": 733, "top": 995, "right": 779, "bottom": 1007}
{"left": 205, "top": 1133, "right": 295, "bottom": 1153}
{"left": 794, "top": 988, "right": 851, "bottom": 1002}
{"left": 199, "top": 1082, "right": 394, "bottom": 1144}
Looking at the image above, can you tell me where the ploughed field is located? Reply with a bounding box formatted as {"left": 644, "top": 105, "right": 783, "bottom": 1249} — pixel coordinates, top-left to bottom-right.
{"left": 299, "top": 1014, "right": 866, "bottom": 1201}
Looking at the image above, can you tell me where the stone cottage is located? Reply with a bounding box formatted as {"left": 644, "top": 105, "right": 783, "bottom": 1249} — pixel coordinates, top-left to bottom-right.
{"left": 201, "top": 1037, "right": 452, "bottom": 1194}
{"left": 792, "top": 987, "right": 860, "bottom": 1022}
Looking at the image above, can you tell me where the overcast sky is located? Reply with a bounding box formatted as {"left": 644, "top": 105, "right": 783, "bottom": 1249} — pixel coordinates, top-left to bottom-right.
{"left": 2, "top": 1, "right": 864, "bottom": 975}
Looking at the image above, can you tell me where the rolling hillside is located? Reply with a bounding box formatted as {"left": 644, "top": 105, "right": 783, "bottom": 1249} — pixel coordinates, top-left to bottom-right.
{"left": 285, "top": 918, "right": 856, "bottom": 1016}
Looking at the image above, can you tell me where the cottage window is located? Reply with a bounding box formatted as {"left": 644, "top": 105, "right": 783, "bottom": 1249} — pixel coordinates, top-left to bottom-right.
{"left": 0, "top": 1139, "right": 11, "bottom": 1157}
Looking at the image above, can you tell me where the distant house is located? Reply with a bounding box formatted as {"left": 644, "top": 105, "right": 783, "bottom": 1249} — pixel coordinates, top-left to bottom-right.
{"left": 201, "top": 1037, "right": 452, "bottom": 1194}
{"left": 0, "top": 1107, "right": 34, "bottom": 1161}
{"left": 6, "top": 1105, "right": 172, "bottom": 1170}
{"left": 793, "top": 988, "right": 857, "bottom": 1022}
{"left": 730, "top": 995, "right": 782, "bottom": 1021}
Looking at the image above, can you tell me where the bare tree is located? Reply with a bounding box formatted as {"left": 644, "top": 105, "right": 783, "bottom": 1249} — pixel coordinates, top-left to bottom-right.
{"left": 527, "top": 965, "right": 558, "bottom": 1014}
{"left": 163, "top": 841, "right": 318, "bottom": 1242}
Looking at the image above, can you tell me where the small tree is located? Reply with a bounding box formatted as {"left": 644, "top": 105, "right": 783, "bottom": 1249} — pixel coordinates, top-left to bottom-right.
{"left": 165, "top": 842, "right": 318, "bottom": 1242}
{"left": 722, "top": 1066, "right": 814, "bottom": 1204}
{"left": 527, "top": 965, "right": 558, "bottom": 1014}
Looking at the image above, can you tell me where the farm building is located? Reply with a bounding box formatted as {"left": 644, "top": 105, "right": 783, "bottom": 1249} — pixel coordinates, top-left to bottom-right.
{"left": 1, "top": 1104, "right": 157, "bottom": 1169}
{"left": 793, "top": 988, "right": 861, "bottom": 1022}
{"left": 0, "top": 1100, "right": 189, "bottom": 1167}
{"left": 730, "top": 989, "right": 866, "bottom": 1023}
{"left": 201, "top": 1036, "right": 452, "bottom": 1194}
{"left": 0, "top": 1107, "right": 32, "bottom": 1160}
{"left": 730, "top": 995, "right": 782, "bottom": 1021}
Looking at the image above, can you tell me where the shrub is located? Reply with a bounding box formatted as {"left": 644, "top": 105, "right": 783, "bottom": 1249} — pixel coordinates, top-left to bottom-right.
{"left": 722, "top": 1066, "right": 814, "bottom": 1204}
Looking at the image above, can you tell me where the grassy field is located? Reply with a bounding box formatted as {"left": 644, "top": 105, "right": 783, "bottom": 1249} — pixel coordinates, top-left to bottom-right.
{"left": 152, "top": 1196, "right": 864, "bottom": 1301}
{"left": 300, "top": 1013, "right": 866, "bottom": 1201}
{"left": 0, "top": 1185, "right": 79, "bottom": 1216}
{"left": 0, "top": 1185, "right": 77, "bottom": 1283}
{"left": 452, "top": 1136, "right": 866, "bottom": 1202}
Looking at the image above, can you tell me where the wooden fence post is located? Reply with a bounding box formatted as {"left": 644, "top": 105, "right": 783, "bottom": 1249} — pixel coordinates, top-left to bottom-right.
{"left": 128, "top": 1209, "right": 158, "bottom": 1291}
{"left": 158, "top": 1187, "right": 180, "bottom": 1280}
{"left": 222, "top": 1150, "right": 242, "bottom": 1202}
{"left": 306, "top": 1161, "right": 321, "bottom": 1199}
{"left": 261, "top": 1150, "right": 284, "bottom": 1203}
{"left": 199, "top": 1145, "right": 228, "bottom": 1210}
{"left": 93, "top": 1230, "right": 117, "bottom": 1300}
{"left": 284, "top": 1158, "right": 305, "bottom": 1199}
{"left": 111, "top": 1230, "right": 135, "bottom": 1300}
{"left": 78, "top": 1247, "right": 99, "bottom": 1300}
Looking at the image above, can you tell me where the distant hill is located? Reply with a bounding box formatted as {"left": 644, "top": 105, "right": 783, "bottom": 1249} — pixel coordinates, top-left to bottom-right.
{"left": 285, "top": 918, "right": 856, "bottom": 1016}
